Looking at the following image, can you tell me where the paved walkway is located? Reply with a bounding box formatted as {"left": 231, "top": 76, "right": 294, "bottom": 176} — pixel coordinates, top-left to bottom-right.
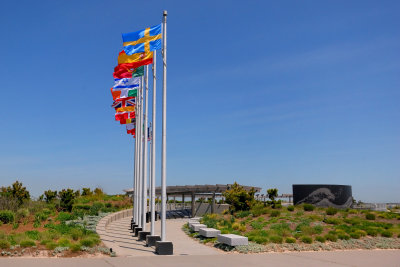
{"left": 100, "top": 216, "right": 221, "bottom": 256}
{"left": 1, "top": 250, "right": 400, "bottom": 266}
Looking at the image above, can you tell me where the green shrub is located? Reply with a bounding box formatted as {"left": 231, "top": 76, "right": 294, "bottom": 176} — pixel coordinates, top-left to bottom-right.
{"left": 381, "top": 230, "right": 393, "bottom": 238}
{"left": 70, "top": 243, "right": 81, "bottom": 252}
{"left": 57, "top": 212, "right": 76, "bottom": 222}
{"left": 325, "top": 234, "right": 338, "bottom": 242}
{"left": 285, "top": 237, "right": 296, "bottom": 243}
{"left": 250, "top": 204, "right": 269, "bottom": 217}
{"left": 303, "top": 204, "right": 315, "bottom": 211}
{"left": 105, "top": 203, "right": 112, "bottom": 208}
{"left": 223, "top": 182, "right": 256, "bottom": 212}
{"left": 0, "top": 239, "right": 10, "bottom": 249}
{"left": 58, "top": 237, "right": 71, "bottom": 247}
{"left": 0, "top": 210, "right": 15, "bottom": 224}
{"left": 25, "top": 230, "right": 40, "bottom": 240}
{"left": 338, "top": 233, "right": 350, "bottom": 240}
{"left": 16, "top": 208, "right": 30, "bottom": 220}
{"left": 326, "top": 207, "right": 338, "bottom": 215}
{"left": 250, "top": 221, "right": 264, "bottom": 230}
{"left": 287, "top": 205, "right": 294, "bottom": 212}
{"left": 40, "top": 239, "right": 51, "bottom": 245}
{"left": 324, "top": 218, "right": 341, "bottom": 225}
{"left": 59, "top": 189, "right": 75, "bottom": 212}
{"left": 313, "top": 225, "right": 323, "bottom": 234}
{"left": 301, "top": 236, "right": 313, "bottom": 244}
{"left": 315, "top": 236, "right": 326, "bottom": 243}
{"left": 236, "top": 210, "right": 251, "bottom": 218}
{"left": 355, "top": 230, "right": 367, "bottom": 237}
{"left": 366, "top": 213, "right": 376, "bottom": 220}
{"left": 12, "top": 222, "right": 19, "bottom": 229}
{"left": 252, "top": 236, "right": 268, "bottom": 244}
{"left": 350, "top": 232, "right": 361, "bottom": 239}
{"left": 293, "top": 232, "right": 302, "bottom": 239}
{"left": 46, "top": 241, "right": 58, "bottom": 250}
{"left": 270, "top": 210, "right": 280, "bottom": 217}
{"left": 70, "top": 228, "right": 84, "bottom": 241}
{"left": 79, "top": 237, "right": 99, "bottom": 247}
{"left": 269, "top": 235, "right": 283, "bottom": 244}
{"left": 366, "top": 228, "right": 378, "bottom": 236}
{"left": 35, "top": 212, "right": 48, "bottom": 222}
{"left": 20, "top": 239, "right": 36, "bottom": 247}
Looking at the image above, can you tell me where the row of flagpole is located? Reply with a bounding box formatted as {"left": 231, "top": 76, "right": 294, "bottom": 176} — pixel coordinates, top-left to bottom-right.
{"left": 131, "top": 11, "right": 168, "bottom": 242}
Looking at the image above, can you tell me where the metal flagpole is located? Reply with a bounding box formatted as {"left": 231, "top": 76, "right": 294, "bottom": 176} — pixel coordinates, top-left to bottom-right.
{"left": 132, "top": 137, "right": 136, "bottom": 223}
{"left": 134, "top": 96, "right": 140, "bottom": 224}
{"left": 150, "top": 52, "right": 157, "bottom": 235}
{"left": 148, "top": 123, "right": 152, "bottom": 231}
{"left": 161, "top": 10, "right": 167, "bottom": 241}
{"left": 142, "top": 65, "right": 149, "bottom": 230}
{"left": 137, "top": 79, "right": 143, "bottom": 228}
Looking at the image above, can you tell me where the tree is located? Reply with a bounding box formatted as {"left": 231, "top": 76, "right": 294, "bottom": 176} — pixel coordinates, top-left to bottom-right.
{"left": 44, "top": 190, "right": 57, "bottom": 203}
{"left": 94, "top": 187, "right": 104, "bottom": 196}
{"left": 267, "top": 188, "right": 280, "bottom": 208}
{"left": 223, "top": 182, "right": 256, "bottom": 212}
{"left": 82, "top": 188, "right": 92, "bottom": 196}
{"left": 74, "top": 190, "right": 81, "bottom": 198}
{"left": 59, "top": 189, "right": 75, "bottom": 212}
{"left": 10, "top": 181, "right": 30, "bottom": 206}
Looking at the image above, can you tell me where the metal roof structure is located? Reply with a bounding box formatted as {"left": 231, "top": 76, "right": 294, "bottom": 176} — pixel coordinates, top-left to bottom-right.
{"left": 124, "top": 184, "right": 261, "bottom": 196}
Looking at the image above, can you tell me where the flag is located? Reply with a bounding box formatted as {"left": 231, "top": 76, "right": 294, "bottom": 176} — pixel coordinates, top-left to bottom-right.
{"left": 115, "top": 111, "right": 135, "bottom": 124}
{"left": 111, "top": 87, "right": 138, "bottom": 100}
{"left": 111, "top": 97, "right": 135, "bottom": 109}
{"left": 118, "top": 51, "right": 153, "bottom": 65}
{"left": 113, "top": 61, "right": 149, "bottom": 79}
{"left": 113, "top": 77, "right": 140, "bottom": 89}
{"left": 126, "top": 123, "right": 136, "bottom": 135}
{"left": 122, "top": 24, "right": 162, "bottom": 55}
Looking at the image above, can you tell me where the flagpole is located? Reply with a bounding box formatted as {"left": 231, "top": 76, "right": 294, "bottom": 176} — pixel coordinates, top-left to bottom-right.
{"left": 161, "top": 10, "right": 167, "bottom": 242}
{"left": 142, "top": 65, "right": 149, "bottom": 230}
{"left": 150, "top": 52, "right": 156, "bottom": 236}
{"left": 132, "top": 136, "right": 136, "bottom": 224}
{"left": 138, "top": 79, "right": 143, "bottom": 228}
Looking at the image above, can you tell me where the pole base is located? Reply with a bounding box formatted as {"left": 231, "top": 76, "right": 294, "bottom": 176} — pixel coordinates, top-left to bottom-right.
{"left": 146, "top": 235, "right": 161, "bottom": 247}
{"left": 134, "top": 227, "right": 142, "bottom": 236}
{"left": 138, "top": 231, "right": 151, "bottom": 241}
{"left": 131, "top": 224, "right": 138, "bottom": 231}
{"left": 155, "top": 241, "right": 173, "bottom": 255}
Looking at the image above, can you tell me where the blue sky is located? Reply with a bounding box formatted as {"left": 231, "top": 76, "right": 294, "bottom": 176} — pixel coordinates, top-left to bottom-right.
{"left": 0, "top": 1, "right": 399, "bottom": 202}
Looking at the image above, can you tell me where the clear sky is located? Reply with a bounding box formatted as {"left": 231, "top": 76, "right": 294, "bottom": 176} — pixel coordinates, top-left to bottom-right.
{"left": 0, "top": 1, "right": 399, "bottom": 202}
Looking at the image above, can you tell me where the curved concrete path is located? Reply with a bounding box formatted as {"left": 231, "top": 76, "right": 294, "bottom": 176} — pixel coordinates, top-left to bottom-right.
{"left": 99, "top": 215, "right": 222, "bottom": 256}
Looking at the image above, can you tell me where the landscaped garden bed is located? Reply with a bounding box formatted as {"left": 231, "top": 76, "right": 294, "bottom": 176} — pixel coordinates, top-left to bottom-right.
{"left": 0, "top": 181, "right": 132, "bottom": 257}
{"left": 183, "top": 205, "right": 400, "bottom": 253}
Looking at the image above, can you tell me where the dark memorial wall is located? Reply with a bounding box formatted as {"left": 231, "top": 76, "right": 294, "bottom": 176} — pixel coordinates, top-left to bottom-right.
{"left": 293, "top": 184, "right": 353, "bottom": 208}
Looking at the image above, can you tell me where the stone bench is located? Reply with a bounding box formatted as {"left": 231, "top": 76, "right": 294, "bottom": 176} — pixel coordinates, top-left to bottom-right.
{"left": 217, "top": 234, "right": 248, "bottom": 246}
{"left": 199, "top": 228, "right": 220, "bottom": 238}
{"left": 188, "top": 221, "right": 201, "bottom": 228}
{"left": 190, "top": 223, "right": 207, "bottom": 232}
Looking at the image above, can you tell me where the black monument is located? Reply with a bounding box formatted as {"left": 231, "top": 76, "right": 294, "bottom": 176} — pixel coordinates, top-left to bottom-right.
{"left": 292, "top": 184, "right": 352, "bottom": 208}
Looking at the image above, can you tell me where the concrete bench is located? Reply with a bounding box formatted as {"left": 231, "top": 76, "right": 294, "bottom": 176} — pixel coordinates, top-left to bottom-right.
{"left": 188, "top": 221, "right": 201, "bottom": 228}
{"left": 190, "top": 223, "right": 207, "bottom": 232}
{"left": 199, "top": 228, "right": 221, "bottom": 238}
{"left": 217, "top": 234, "right": 248, "bottom": 246}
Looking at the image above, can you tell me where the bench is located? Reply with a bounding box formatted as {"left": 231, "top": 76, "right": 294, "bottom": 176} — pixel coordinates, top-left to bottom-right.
{"left": 199, "top": 228, "right": 221, "bottom": 238}
{"left": 217, "top": 234, "right": 248, "bottom": 246}
{"left": 190, "top": 223, "right": 207, "bottom": 232}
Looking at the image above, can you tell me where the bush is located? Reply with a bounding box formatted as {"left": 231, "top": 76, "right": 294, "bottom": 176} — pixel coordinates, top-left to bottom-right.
{"left": 250, "top": 204, "right": 269, "bottom": 217}
{"left": 287, "top": 205, "right": 294, "bottom": 212}
{"left": 235, "top": 210, "right": 251, "bottom": 218}
{"left": 16, "top": 208, "right": 30, "bottom": 220}
{"left": 325, "top": 234, "right": 338, "bottom": 242}
{"left": 70, "top": 243, "right": 81, "bottom": 252}
{"left": 381, "top": 230, "right": 393, "bottom": 238}
{"left": 301, "top": 236, "right": 313, "bottom": 244}
{"left": 58, "top": 237, "right": 71, "bottom": 247}
{"left": 0, "top": 210, "right": 15, "bottom": 224}
{"left": 25, "top": 230, "right": 40, "bottom": 240}
{"left": 315, "top": 236, "right": 326, "bottom": 243}
{"left": 269, "top": 235, "right": 283, "bottom": 244}
{"left": 285, "top": 237, "right": 296, "bottom": 243}
{"left": 252, "top": 236, "right": 268, "bottom": 244}
{"left": 79, "top": 237, "right": 99, "bottom": 247}
{"left": 313, "top": 225, "right": 323, "bottom": 234}
{"left": 70, "top": 228, "right": 84, "bottom": 241}
{"left": 20, "top": 239, "right": 36, "bottom": 247}
{"left": 44, "top": 190, "right": 58, "bottom": 203}
{"left": 303, "top": 204, "right": 315, "bottom": 211}
{"left": 350, "top": 232, "right": 361, "bottom": 239}
{"left": 0, "top": 239, "right": 10, "bottom": 249}
{"left": 270, "top": 210, "right": 280, "bottom": 217}
{"left": 326, "top": 207, "right": 338, "bottom": 215}
{"left": 366, "top": 213, "right": 376, "bottom": 220}
{"left": 46, "top": 241, "right": 58, "bottom": 250}
{"left": 324, "top": 218, "right": 341, "bottom": 225}
{"left": 338, "top": 233, "right": 350, "bottom": 240}
{"left": 223, "top": 182, "right": 256, "bottom": 212}
{"left": 366, "top": 228, "right": 378, "bottom": 236}
{"left": 57, "top": 212, "right": 76, "bottom": 222}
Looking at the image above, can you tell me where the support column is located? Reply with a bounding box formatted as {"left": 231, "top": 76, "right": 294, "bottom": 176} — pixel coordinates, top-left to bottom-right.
{"left": 191, "top": 192, "right": 195, "bottom": 217}
{"left": 211, "top": 192, "right": 216, "bottom": 214}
